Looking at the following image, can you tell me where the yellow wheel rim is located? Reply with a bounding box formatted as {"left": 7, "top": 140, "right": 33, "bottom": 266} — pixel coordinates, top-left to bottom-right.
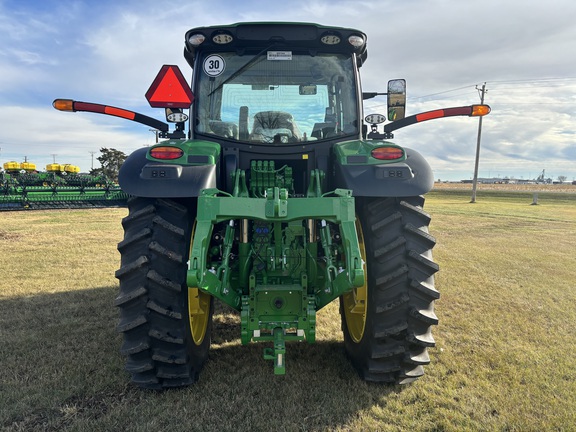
{"left": 187, "top": 220, "right": 211, "bottom": 345}
{"left": 342, "top": 218, "right": 368, "bottom": 343}
{"left": 188, "top": 287, "right": 211, "bottom": 345}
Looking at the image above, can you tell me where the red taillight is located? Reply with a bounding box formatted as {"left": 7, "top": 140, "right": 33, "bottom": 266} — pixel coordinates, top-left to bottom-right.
{"left": 150, "top": 146, "right": 184, "bottom": 160}
{"left": 371, "top": 146, "right": 404, "bottom": 160}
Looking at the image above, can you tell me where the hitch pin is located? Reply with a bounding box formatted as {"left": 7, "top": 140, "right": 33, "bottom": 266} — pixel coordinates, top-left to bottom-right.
{"left": 263, "top": 327, "right": 286, "bottom": 375}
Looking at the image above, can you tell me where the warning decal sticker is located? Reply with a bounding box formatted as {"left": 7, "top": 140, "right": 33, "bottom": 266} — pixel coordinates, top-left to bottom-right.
{"left": 267, "top": 51, "right": 292, "bottom": 61}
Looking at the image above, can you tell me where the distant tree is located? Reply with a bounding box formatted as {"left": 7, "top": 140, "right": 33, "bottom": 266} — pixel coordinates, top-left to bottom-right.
{"left": 557, "top": 175, "right": 567, "bottom": 183}
{"left": 89, "top": 148, "right": 127, "bottom": 182}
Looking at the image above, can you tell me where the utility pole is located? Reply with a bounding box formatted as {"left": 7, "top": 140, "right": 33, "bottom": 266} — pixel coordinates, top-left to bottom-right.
{"left": 89, "top": 151, "right": 96, "bottom": 170}
{"left": 470, "top": 82, "right": 487, "bottom": 203}
{"left": 51, "top": 153, "right": 57, "bottom": 163}
{"left": 149, "top": 129, "right": 159, "bottom": 144}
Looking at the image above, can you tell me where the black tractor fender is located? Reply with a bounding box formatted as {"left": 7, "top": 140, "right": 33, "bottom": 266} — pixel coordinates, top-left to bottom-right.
{"left": 118, "top": 147, "right": 217, "bottom": 198}
{"left": 333, "top": 147, "right": 434, "bottom": 197}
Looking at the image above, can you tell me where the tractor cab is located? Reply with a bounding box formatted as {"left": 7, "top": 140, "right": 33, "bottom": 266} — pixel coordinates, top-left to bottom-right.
{"left": 184, "top": 23, "right": 368, "bottom": 147}
{"left": 176, "top": 23, "right": 408, "bottom": 195}
{"left": 183, "top": 23, "right": 407, "bottom": 149}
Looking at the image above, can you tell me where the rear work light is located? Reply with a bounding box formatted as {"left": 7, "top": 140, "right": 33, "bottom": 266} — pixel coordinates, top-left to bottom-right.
{"left": 371, "top": 146, "right": 405, "bottom": 161}
{"left": 348, "top": 35, "right": 365, "bottom": 48}
{"left": 150, "top": 146, "right": 184, "bottom": 160}
{"left": 188, "top": 33, "right": 206, "bottom": 46}
{"left": 212, "top": 32, "right": 233, "bottom": 44}
{"left": 320, "top": 33, "right": 341, "bottom": 45}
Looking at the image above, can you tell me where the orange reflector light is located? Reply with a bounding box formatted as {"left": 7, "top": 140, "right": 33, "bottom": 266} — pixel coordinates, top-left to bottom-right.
{"left": 104, "top": 106, "right": 135, "bottom": 120}
{"left": 149, "top": 146, "right": 184, "bottom": 160}
{"left": 53, "top": 99, "right": 74, "bottom": 111}
{"left": 472, "top": 104, "right": 491, "bottom": 116}
{"left": 371, "top": 146, "right": 405, "bottom": 160}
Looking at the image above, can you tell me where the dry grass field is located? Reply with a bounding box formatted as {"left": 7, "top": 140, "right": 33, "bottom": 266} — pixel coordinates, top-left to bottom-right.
{"left": 434, "top": 181, "right": 576, "bottom": 193}
{"left": 1, "top": 188, "right": 575, "bottom": 431}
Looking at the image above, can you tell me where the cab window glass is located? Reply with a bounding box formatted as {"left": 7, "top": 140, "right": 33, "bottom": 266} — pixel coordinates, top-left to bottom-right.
{"left": 195, "top": 52, "right": 358, "bottom": 143}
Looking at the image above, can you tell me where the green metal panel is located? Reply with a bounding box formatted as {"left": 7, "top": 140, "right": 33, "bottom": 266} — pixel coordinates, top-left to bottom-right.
{"left": 333, "top": 139, "right": 406, "bottom": 165}
{"left": 146, "top": 139, "right": 221, "bottom": 165}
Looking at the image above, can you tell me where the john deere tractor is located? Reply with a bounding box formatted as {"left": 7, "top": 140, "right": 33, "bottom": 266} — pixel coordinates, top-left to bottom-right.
{"left": 54, "top": 22, "right": 490, "bottom": 389}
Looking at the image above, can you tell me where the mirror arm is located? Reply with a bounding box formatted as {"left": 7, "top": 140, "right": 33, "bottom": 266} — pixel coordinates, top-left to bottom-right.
{"left": 367, "top": 130, "right": 394, "bottom": 140}
{"left": 362, "top": 92, "right": 387, "bottom": 100}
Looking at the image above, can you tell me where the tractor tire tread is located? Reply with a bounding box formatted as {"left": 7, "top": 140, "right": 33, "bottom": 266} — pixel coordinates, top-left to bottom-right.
{"left": 116, "top": 197, "right": 211, "bottom": 389}
{"left": 341, "top": 196, "right": 439, "bottom": 385}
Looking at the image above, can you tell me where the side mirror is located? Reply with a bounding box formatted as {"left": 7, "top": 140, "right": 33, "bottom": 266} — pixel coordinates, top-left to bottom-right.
{"left": 387, "top": 79, "right": 406, "bottom": 121}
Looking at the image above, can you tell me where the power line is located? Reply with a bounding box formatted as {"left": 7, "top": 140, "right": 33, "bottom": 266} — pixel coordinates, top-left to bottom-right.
{"left": 487, "top": 77, "right": 576, "bottom": 84}
{"left": 494, "top": 102, "right": 574, "bottom": 105}
{"left": 411, "top": 84, "right": 478, "bottom": 100}
{"left": 408, "top": 76, "right": 576, "bottom": 102}
{"left": 410, "top": 91, "right": 479, "bottom": 102}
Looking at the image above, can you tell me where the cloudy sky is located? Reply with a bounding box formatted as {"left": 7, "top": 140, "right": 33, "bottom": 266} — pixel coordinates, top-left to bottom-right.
{"left": 1, "top": 0, "right": 575, "bottom": 181}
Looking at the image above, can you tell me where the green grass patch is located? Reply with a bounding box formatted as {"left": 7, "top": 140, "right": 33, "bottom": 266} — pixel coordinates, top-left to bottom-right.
{"left": 1, "top": 195, "right": 575, "bottom": 431}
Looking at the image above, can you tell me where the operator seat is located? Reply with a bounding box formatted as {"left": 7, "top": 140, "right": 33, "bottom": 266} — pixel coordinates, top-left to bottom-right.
{"left": 209, "top": 120, "right": 238, "bottom": 139}
{"left": 250, "top": 111, "right": 302, "bottom": 143}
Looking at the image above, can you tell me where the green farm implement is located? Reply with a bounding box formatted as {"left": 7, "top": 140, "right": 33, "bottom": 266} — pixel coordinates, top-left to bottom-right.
{"left": 1, "top": 161, "right": 128, "bottom": 210}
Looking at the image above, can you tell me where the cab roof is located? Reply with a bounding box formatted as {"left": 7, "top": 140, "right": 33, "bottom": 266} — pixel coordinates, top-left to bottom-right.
{"left": 184, "top": 22, "right": 368, "bottom": 68}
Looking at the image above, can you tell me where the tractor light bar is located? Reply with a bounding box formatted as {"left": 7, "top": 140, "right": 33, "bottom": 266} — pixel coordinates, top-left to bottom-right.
{"left": 414, "top": 105, "right": 492, "bottom": 123}
{"left": 371, "top": 146, "right": 405, "bottom": 161}
{"left": 52, "top": 98, "right": 169, "bottom": 132}
{"left": 383, "top": 104, "right": 492, "bottom": 133}
{"left": 53, "top": 99, "right": 136, "bottom": 120}
{"left": 149, "top": 146, "right": 184, "bottom": 160}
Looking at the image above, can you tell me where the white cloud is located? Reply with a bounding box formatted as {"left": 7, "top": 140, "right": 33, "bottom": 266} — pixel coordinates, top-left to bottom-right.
{"left": 0, "top": 106, "right": 153, "bottom": 172}
{"left": 0, "top": 0, "right": 575, "bottom": 181}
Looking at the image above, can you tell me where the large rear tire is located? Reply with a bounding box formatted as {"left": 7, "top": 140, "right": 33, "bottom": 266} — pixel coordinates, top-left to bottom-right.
{"left": 341, "top": 196, "right": 439, "bottom": 384}
{"left": 115, "top": 197, "right": 213, "bottom": 389}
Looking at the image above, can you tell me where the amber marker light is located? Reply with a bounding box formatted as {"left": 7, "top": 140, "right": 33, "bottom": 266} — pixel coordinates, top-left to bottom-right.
{"left": 371, "top": 146, "right": 405, "bottom": 160}
{"left": 53, "top": 99, "right": 74, "bottom": 111}
{"left": 149, "top": 146, "right": 184, "bottom": 160}
{"left": 472, "top": 105, "right": 491, "bottom": 116}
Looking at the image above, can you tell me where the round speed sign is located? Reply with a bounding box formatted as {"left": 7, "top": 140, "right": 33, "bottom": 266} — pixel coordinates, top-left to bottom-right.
{"left": 203, "top": 55, "right": 226, "bottom": 77}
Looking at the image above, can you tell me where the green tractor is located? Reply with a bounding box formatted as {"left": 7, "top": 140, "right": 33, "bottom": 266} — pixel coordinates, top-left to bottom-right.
{"left": 54, "top": 22, "right": 489, "bottom": 389}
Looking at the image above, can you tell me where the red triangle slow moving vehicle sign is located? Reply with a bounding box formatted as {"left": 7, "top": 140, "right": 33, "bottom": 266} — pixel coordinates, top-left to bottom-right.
{"left": 145, "top": 65, "right": 194, "bottom": 108}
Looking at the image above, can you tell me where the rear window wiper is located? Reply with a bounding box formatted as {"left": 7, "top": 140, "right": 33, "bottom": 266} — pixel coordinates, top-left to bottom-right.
{"left": 207, "top": 44, "right": 276, "bottom": 97}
